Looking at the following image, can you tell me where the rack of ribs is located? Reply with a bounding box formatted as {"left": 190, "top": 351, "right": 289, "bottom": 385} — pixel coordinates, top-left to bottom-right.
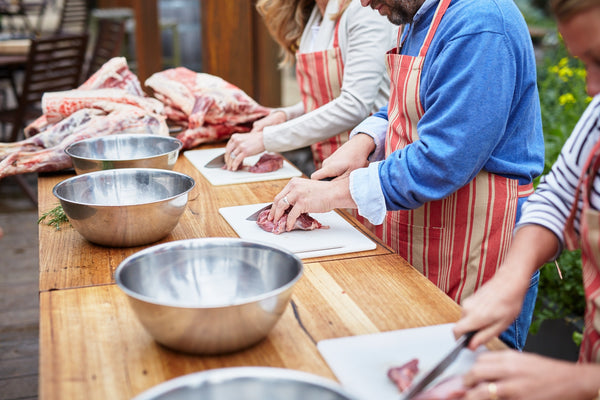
{"left": 145, "top": 67, "right": 271, "bottom": 149}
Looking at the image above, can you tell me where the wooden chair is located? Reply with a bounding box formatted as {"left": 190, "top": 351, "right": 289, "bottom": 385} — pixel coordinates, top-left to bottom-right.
{"left": 84, "top": 18, "right": 125, "bottom": 80}
{"left": 0, "top": 33, "right": 88, "bottom": 203}
{"left": 0, "top": 0, "right": 48, "bottom": 36}
{"left": 55, "top": 0, "right": 89, "bottom": 34}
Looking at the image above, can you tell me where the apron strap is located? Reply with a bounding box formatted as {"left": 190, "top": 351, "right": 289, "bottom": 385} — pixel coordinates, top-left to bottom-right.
{"left": 419, "top": 0, "right": 452, "bottom": 57}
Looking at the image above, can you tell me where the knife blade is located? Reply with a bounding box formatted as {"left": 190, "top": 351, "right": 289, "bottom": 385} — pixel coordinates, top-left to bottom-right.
{"left": 246, "top": 204, "right": 273, "bottom": 221}
{"left": 402, "top": 331, "right": 476, "bottom": 400}
{"left": 204, "top": 153, "right": 226, "bottom": 168}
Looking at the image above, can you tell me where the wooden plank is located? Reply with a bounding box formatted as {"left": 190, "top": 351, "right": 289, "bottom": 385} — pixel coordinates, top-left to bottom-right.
{"left": 131, "top": 0, "right": 162, "bottom": 84}
{"left": 0, "top": 375, "right": 38, "bottom": 400}
{"left": 38, "top": 254, "right": 470, "bottom": 399}
{"left": 39, "top": 284, "right": 328, "bottom": 399}
{"left": 251, "top": 2, "right": 282, "bottom": 107}
{"left": 200, "top": 0, "right": 281, "bottom": 106}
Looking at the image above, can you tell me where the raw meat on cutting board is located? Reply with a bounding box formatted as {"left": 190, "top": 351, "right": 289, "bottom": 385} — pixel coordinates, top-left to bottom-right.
{"left": 256, "top": 205, "right": 328, "bottom": 234}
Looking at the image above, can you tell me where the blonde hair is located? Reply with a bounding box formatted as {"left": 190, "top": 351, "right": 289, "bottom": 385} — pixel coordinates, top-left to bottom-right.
{"left": 256, "top": 0, "right": 351, "bottom": 65}
{"left": 551, "top": 0, "right": 600, "bottom": 21}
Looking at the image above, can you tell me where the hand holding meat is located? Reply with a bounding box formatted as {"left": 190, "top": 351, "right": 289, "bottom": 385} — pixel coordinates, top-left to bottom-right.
{"left": 461, "top": 350, "right": 600, "bottom": 400}
{"left": 311, "top": 133, "right": 373, "bottom": 181}
{"left": 268, "top": 176, "right": 356, "bottom": 232}
{"left": 250, "top": 110, "right": 286, "bottom": 133}
{"left": 224, "top": 131, "right": 265, "bottom": 171}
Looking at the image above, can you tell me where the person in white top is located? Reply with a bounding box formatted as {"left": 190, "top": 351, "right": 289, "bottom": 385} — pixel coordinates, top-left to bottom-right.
{"left": 224, "top": 0, "right": 396, "bottom": 175}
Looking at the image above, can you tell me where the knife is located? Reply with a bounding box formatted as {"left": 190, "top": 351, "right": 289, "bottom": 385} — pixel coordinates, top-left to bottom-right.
{"left": 204, "top": 153, "right": 226, "bottom": 168}
{"left": 246, "top": 204, "right": 273, "bottom": 221}
{"left": 401, "top": 331, "right": 476, "bottom": 399}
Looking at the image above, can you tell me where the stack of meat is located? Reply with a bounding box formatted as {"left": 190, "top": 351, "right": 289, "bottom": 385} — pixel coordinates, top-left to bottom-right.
{"left": 0, "top": 57, "right": 168, "bottom": 178}
{"left": 145, "top": 67, "right": 271, "bottom": 149}
{"left": 0, "top": 57, "right": 272, "bottom": 179}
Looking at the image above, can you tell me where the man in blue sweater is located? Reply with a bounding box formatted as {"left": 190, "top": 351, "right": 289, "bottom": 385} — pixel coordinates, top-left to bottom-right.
{"left": 268, "top": 0, "right": 544, "bottom": 350}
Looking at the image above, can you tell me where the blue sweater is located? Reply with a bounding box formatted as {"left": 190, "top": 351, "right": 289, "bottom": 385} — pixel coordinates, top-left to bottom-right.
{"left": 349, "top": 0, "right": 544, "bottom": 224}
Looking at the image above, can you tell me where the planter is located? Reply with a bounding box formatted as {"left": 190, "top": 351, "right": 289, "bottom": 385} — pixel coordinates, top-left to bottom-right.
{"left": 523, "top": 317, "right": 582, "bottom": 361}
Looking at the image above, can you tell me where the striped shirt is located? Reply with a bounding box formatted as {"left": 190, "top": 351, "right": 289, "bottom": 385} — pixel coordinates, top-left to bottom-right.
{"left": 517, "top": 94, "right": 600, "bottom": 256}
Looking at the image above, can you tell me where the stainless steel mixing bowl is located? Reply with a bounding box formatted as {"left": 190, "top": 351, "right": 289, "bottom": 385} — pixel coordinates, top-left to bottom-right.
{"left": 115, "top": 238, "right": 304, "bottom": 354}
{"left": 65, "top": 134, "right": 183, "bottom": 174}
{"left": 53, "top": 168, "right": 195, "bottom": 247}
{"left": 132, "top": 367, "right": 358, "bottom": 400}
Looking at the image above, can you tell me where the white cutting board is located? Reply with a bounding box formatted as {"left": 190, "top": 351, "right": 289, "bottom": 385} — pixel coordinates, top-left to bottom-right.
{"left": 219, "top": 203, "right": 376, "bottom": 259}
{"left": 317, "top": 323, "right": 486, "bottom": 400}
{"left": 184, "top": 148, "right": 302, "bottom": 186}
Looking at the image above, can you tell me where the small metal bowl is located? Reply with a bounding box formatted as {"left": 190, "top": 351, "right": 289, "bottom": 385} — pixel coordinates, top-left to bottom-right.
{"left": 132, "top": 367, "right": 358, "bottom": 400}
{"left": 115, "top": 238, "right": 303, "bottom": 354}
{"left": 65, "top": 134, "right": 183, "bottom": 174}
{"left": 53, "top": 168, "right": 195, "bottom": 247}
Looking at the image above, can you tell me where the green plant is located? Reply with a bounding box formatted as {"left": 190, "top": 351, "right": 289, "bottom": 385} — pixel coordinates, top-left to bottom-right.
{"left": 529, "top": 34, "right": 591, "bottom": 340}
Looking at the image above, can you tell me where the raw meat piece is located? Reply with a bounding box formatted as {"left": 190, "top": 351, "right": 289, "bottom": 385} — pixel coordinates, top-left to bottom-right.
{"left": 248, "top": 153, "right": 283, "bottom": 173}
{"left": 25, "top": 57, "right": 146, "bottom": 138}
{"left": 0, "top": 104, "right": 167, "bottom": 178}
{"left": 41, "top": 89, "right": 164, "bottom": 123}
{"left": 177, "top": 122, "right": 252, "bottom": 150}
{"left": 79, "top": 57, "right": 145, "bottom": 96}
{"left": 145, "top": 67, "right": 271, "bottom": 149}
{"left": 0, "top": 109, "right": 102, "bottom": 160}
{"left": 388, "top": 358, "right": 420, "bottom": 392}
{"left": 256, "top": 206, "right": 328, "bottom": 234}
{"left": 412, "top": 376, "right": 467, "bottom": 400}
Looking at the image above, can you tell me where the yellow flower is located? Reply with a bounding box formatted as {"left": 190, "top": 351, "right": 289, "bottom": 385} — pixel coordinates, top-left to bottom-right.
{"left": 558, "top": 57, "right": 569, "bottom": 68}
{"left": 559, "top": 93, "right": 576, "bottom": 105}
{"left": 558, "top": 66, "right": 574, "bottom": 82}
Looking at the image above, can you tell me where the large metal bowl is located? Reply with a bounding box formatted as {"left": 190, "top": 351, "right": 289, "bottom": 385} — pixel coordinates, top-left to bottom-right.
{"left": 53, "top": 168, "right": 195, "bottom": 247}
{"left": 115, "top": 238, "right": 303, "bottom": 354}
{"left": 132, "top": 367, "right": 358, "bottom": 400}
{"left": 65, "top": 134, "right": 183, "bottom": 174}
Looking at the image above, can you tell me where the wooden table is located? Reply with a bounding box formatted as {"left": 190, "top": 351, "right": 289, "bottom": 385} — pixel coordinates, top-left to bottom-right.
{"left": 37, "top": 148, "right": 504, "bottom": 399}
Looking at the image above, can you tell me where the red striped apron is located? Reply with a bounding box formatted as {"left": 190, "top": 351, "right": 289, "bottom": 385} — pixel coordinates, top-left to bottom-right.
{"left": 564, "top": 139, "right": 600, "bottom": 363}
{"left": 295, "top": 8, "right": 349, "bottom": 170}
{"left": 382, "top": 0, "right": 533, "bottom": 303}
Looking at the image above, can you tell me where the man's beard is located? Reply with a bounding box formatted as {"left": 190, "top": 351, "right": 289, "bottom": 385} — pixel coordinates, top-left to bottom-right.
{"left": 370, "top": 0, "right": 424, "bottom": 25}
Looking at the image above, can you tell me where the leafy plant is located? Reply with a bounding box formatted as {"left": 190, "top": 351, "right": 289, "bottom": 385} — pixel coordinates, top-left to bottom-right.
{"left": 529, "top": 34, "right": 591, "bottom": 339}
{"left": 38, "top": 204, "right": 69, "bottom": 230}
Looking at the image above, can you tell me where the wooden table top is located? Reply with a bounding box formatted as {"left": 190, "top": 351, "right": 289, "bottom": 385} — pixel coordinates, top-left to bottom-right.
{"left": 37, "top": 154, "right": 393, "bottom": 292}
{"left": 37, "top": 146, "right": 505, "bottom": 399}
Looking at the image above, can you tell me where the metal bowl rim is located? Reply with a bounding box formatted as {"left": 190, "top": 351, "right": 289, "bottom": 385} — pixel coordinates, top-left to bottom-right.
{"left": 52, "top": 168, "right": 195, "bottom": 207}
{"left": 64, "top": 134, "right": 183, "bottom": 162}
{"left": 132, "top": 367, "right": 358, "bottom": 400}
{"left": 114, "top": 237, "right": 304, "bottom": 309}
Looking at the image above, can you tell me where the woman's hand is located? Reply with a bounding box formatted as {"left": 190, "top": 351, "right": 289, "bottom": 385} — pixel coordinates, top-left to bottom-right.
{"left": 224, "top": 131, "right": 266, "bottom": 171}
{"left": 250, "top": 110, "right": 286, "bottom": 133}
{"left": 268, "top": 176, "right": 357, "bottom": 231}
{"left": 453, "top": 225, "right": 559, "bottom": 350}
{"left": 462, "top": 350, "right": 600, "bottom": 400}
{"left": 311, "top": 133, "right": 374, "bottom": 180}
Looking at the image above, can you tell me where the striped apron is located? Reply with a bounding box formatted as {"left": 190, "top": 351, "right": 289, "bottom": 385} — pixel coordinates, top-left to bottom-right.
{"left": 295, "top": 9, "right": 349, "bottom": 170}
{"left": 382, "top": 0, "right": 534, "bottom": 303}
{"left": 564, "top": 139, "right": 600, "bottom": 363}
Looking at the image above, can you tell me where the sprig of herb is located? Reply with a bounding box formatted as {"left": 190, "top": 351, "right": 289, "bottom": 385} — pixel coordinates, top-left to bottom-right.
{"left": 38, "top": 204, "right": 69, "bottom": 230}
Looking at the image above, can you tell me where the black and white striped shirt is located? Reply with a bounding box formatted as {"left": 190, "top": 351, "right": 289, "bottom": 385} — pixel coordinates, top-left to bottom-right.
{"left": 517, "top": 95, "right": 600, "bottom": 255}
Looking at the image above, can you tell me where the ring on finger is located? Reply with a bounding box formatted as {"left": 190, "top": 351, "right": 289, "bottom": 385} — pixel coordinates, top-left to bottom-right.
{"left": 487, "top": 382, "right": 498, "bottom": 400}
{"left": 230, "top": 152, "right": 237, "bottom": 159}
{"left": 282, "top": 196, "right": 289, "bottom": 205}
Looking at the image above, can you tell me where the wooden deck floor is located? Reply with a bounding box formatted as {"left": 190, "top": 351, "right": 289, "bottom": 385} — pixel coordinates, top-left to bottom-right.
{"left": 0, "top": 174, "right": 39, "bottom": 400}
